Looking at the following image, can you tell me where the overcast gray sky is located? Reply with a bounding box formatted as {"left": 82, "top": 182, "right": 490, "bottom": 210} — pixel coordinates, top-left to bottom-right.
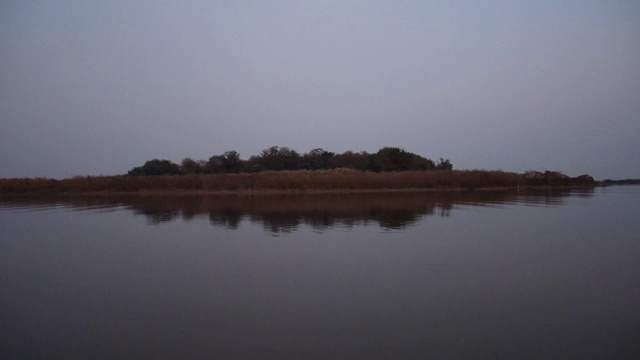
{"left": 1, "top": 1, "right": 639, "bottom": 180}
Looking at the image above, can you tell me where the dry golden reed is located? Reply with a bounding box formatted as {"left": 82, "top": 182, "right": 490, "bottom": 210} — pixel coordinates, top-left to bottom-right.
{"left": 0, "top": 169, "right": 533, "bottom": 194}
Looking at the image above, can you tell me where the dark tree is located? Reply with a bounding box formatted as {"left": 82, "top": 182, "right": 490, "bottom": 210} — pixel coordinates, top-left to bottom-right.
{"left": 256, "top": 146, "right": 301, "bottom": 171}
{"left": 180, "top": 158, "right": 204, "bottom": 174}
{"left": 435, "top": 158, "right": 453, "bottom": 170}
{"left": 206, "top": 150, "right": 243, "bottom": 173}
{"left": 409, "top": 155, "right": 436, "bottom": 170}
{"left": 332, "top": 151, "right": 371, "bottom": 171}
{"left": 222, "top": 150, "right": 243, "bottom": 173}
{"left": 127, "top": 147, "right": 449, "bottom": 175}
{"left": 128, "top": 159, "right": 181, "bottom": 176}
{"left": 206, "top": 155, "right": 225, "bottom": 173}
{"left": 244, "top": 156, "right": 267, "bottom": 173}
{"left": 302, "top": 148, "right": 335, "bottom": 170}
{"left": 375, "top": 147, "right": 413, "bottom": 171}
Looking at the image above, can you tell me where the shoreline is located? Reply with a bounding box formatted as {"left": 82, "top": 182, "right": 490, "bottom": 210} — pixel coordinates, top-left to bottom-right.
{"left": 0, "top": 186, "right": 596, "bottom": 197}
{"left": 0, "top": 169, "right": 605, "bottom": 195}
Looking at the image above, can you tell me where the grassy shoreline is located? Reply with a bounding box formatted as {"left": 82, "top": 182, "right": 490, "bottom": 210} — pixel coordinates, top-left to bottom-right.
{"left": 0, "top": 169, "right": 598, "bottom": 195}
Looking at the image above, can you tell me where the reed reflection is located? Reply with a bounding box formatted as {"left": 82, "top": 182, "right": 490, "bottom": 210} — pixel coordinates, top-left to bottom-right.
{"left": 1, "top": 189, "right": 593, "bottom": 233}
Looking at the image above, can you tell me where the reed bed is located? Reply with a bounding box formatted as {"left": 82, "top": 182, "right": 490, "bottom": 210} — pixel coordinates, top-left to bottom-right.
{"left": 1, "top": 169, "right": 533, "bottom": 194}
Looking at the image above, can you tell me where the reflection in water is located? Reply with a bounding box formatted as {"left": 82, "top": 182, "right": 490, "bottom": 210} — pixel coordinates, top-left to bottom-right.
{"left": 2, "top": 187, "right": 638, "bottom": 360}
{"left": 1, "top": 189, "right": 592, "bottom": 233}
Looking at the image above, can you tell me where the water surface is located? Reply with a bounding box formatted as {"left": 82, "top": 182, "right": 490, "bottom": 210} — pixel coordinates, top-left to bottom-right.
{"left": 1, "top": 188, "right": 639, "bottom": 359}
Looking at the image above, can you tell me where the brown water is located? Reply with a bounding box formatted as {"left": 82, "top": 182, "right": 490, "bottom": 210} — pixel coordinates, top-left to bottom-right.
{"left": 1, "top": 187, "right": 639, "bottom": 359}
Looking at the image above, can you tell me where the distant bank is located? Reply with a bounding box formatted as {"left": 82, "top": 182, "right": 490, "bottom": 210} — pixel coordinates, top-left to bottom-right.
{"left": 0, "top": 169, "right": 605, "bottom": 195}
{"left": 600, "top": 178, "right": 640, "bottom": 186}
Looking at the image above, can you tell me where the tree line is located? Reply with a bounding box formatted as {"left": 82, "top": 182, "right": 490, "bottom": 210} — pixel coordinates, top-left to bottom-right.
{"left": 127, "top": 146, "right": 453, "bottom": 176}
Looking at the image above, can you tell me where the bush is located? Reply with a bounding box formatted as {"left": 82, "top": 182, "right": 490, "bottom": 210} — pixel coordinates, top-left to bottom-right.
{"left": 128, "top": 159, "right": 181, "bottom": 176}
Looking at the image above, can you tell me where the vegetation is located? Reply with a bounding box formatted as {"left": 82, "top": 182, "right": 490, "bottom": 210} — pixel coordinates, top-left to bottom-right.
{"left": 127, "top": 159, "right": 181, "bottom": 176}
{"left": 600, "top": 178, "right": 640, "bottom": 186}
{"left": 126, "top": 146, "right": 448, "bottom": 176}
{"left": 0, "top": 169, "right": 597, "bottom": 194}
{"left": 0, "top": 146, "right": 602, "bottom": 194}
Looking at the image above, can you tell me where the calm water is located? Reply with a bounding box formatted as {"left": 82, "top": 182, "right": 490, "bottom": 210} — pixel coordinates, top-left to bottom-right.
{"left": 1, "top": 187, "right": 639, "bottom": 359}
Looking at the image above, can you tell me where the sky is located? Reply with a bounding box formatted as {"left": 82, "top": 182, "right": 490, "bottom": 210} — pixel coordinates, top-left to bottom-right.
{"left": 1, "top": 1, "right": 639, "bottom": 180}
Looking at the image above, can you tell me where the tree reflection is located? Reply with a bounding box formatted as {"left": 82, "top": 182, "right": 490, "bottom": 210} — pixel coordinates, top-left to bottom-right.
{"left": 0, "top": 189, "right": 593, "bottom": 233}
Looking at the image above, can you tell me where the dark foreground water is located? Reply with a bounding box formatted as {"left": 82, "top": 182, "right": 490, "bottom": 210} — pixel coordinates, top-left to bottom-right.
{"left": 1, "top": 187, "right": 639, "bottom": 359}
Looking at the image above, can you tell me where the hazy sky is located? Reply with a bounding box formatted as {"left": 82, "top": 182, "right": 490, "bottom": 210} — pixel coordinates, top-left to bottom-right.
{"left": 1, "top": 1, "right": 639, "bottom": 180}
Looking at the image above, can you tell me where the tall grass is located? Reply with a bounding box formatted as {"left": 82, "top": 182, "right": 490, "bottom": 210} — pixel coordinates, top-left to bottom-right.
{"left": 0, "top": 169, "right": 551, "bottom": 194}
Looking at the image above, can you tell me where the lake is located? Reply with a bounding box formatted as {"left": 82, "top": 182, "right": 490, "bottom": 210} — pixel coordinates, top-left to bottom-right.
{"left": 1, "top": 187, "right": 639, "bottom": 359}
